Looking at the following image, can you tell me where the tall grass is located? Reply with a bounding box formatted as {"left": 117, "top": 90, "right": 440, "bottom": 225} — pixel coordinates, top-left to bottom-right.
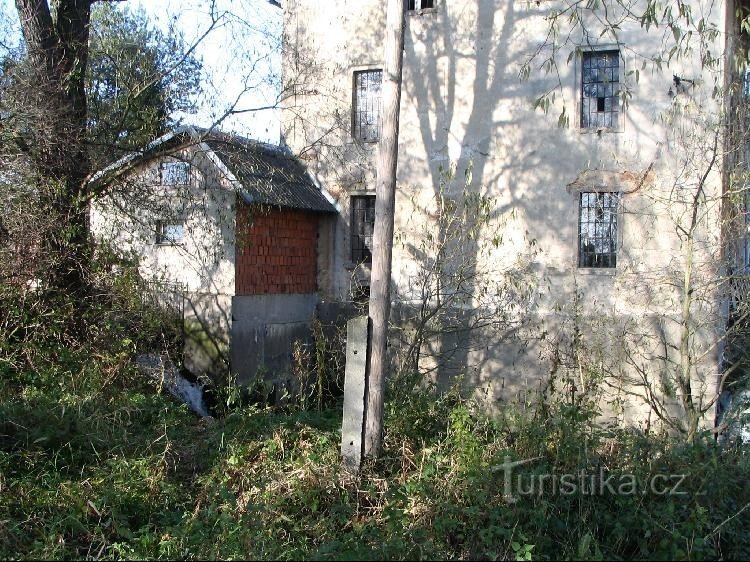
{"left": 1, "top": 268, "right": 749, "bottom": 560}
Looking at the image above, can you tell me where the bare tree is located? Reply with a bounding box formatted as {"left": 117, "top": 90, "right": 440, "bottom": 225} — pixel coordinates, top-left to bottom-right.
{"left": 1, "top": 0, "right": 287, "bottom": 299}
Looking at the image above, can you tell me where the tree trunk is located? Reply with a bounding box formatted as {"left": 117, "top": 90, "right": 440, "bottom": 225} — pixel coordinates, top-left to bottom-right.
{"left": 363, "top": 0, "right": 406, "bottom": 460}
{"left": 14, "top": 0, "right": 93, "bottom": 295}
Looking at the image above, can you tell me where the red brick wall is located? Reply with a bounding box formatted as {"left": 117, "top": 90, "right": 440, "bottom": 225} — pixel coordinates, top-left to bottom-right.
{"left": 235, "top": 204, "right": 318, "bottom": 295}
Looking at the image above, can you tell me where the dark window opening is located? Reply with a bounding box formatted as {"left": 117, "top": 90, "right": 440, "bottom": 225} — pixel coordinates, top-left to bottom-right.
{"left": 581, "top": 50, "right": 620, "bottom": 129}
{"left": 408, "top": 0, "right": 434, "bottom": 10}
{"left": 351, "top": 195, "right": 376, "bottom": 264}
{"left": 578, "top": 192, "right": 619, "bottom": 268}
{"left": 353, "top": 70, "right": 382, "bottom": 142}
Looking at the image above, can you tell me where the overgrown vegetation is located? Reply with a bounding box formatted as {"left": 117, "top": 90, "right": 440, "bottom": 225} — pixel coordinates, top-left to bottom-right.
{"left": 2, "top": 263, "right": 749, "bottom": 561}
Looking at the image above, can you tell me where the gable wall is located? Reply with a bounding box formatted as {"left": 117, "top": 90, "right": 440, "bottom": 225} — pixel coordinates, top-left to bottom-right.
{"left": 91, "top": 145, "right": 238, "bottom": 376}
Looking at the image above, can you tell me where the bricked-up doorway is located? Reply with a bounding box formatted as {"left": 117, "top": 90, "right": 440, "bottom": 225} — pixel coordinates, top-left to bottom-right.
{"left": 231, "top": 203, "right": 326, "bottom": 390}
{"left": 235, "top": 204, "right": 319, "bottom": 296}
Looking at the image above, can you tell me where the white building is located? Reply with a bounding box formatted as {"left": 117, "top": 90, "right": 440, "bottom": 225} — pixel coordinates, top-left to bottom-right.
{"left": 91, "top": 127, "right": 337, "bottom": 388}
{"left": 279, "top": 0, "right": 750, "bottom": 435}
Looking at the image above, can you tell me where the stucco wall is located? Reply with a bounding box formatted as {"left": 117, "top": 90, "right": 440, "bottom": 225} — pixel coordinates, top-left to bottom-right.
{"left": 91, "top": 145, "right": 238, "bottom": 375}
{"left": 280, "top": 0, "right": 729, "bottom": 425}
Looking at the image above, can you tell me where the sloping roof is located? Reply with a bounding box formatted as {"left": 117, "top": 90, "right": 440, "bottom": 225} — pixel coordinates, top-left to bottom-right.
{"left": 89, "top": 126, "right": 337, "bottom": 215}
{"left": 203, "top": 134, "right": 336, "bottom": 214}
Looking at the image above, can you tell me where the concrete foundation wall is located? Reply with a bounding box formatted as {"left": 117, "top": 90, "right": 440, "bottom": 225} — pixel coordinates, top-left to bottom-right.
{"left": 231, "top": 293, "right": 320, "bottom": 386}
{"left": 183, "top": 292, "right": 232, "bottom": 376}
{"left": 389, "top": 300, "right": 721, "bottom": 430}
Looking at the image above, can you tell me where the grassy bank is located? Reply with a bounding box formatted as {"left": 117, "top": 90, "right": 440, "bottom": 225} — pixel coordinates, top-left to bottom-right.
{"left": 1, "top": 281, "right": 749, "bottom": 560}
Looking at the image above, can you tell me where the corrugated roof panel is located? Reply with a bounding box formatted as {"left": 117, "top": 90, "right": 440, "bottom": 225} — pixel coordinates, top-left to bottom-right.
{"left": 204, "top": 137, "right": 336, "bottom": 214}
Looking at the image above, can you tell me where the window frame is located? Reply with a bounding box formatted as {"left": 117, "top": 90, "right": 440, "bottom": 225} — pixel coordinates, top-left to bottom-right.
{"left": 350, "top": 194, "right": 376, "bottom": 265}
{"left": 577, "top": 191, "right": 620, "bottom": 270}
{"left": 155, "top": 219, "right": 186, "bottom": 246}
{"left": 352, "top": 69, "right": 383, "bottom": 144}
{"left": 407, "top": 0, "right": 436, "bottom": 12}
{"left": 577, "top": 47, "right": 624, "bottom": 133}
{"left": 160, "top": 160, "right": 191, "bottom": 186}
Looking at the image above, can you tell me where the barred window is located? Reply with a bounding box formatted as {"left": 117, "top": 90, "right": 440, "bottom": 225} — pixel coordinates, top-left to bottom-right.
{"left": 351, "top": 195, "right": 375, "bottom": 264}
{"left": 581, "top": 50, "right": 620, "bottom": 130}
{"left": 156, "top": 220, "right": 185, "bottom": 245}
{"left": 160, "top": 161, "right": 190, "bottom": 186}
{"left": 578, "top": 192, "right": 619, "bottom": 268}
{"left": 353, "top": 70, "right": 382, "bottom": 142}
{"left": 408, "top": 0, "right": 434, "bottom": 9}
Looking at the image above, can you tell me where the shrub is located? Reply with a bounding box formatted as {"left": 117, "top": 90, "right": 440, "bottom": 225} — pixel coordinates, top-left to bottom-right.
{"left": 2, "top": 260, "right": 749, "bottom": 560}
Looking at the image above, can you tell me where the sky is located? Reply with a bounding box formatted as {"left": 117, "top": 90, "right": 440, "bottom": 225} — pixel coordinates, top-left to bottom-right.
{"left": 0, "top": 0, "right": 282, "bottom": 143}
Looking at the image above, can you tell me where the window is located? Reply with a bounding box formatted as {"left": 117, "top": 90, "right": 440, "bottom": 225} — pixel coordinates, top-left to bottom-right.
{"left": 353, "top": 70, "right": 382, "bottom": 142}
{"left": 160, "top": 161, "right": 190, "bottom": 185}
{"left": 156, "top": 220, "right": 185, "bottom": 245}
{"left": 581, "top": 50, "right": 620, "bottom": 130}
{"left": 351, "top": 195, "right": 375, "bottom": 263}
{"left": 578, "top": 192, "right": 619, "bottom": 268}
{"left": 407, "top": 0, "right": 434, "bottom": 9}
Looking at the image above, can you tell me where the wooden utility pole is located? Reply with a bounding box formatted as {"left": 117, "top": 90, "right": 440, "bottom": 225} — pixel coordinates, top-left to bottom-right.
{"left": 363, "top": 0, "right": 406, "bottom": 459}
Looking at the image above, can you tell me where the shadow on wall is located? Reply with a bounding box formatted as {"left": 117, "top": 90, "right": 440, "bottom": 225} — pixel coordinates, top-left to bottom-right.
{"left": 142, "top": 279, "right": 231, "bottom": 379}
{"left": 282, "top": 1, "right": 725, "bottom": 428}
{"left": 183, "top": 292, "right": 232, "bottom": 377}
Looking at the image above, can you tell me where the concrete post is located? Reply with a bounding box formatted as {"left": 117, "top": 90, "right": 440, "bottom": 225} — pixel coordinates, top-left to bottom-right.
{"left": 341, "top": 315, "right": 370, "bottom": 471}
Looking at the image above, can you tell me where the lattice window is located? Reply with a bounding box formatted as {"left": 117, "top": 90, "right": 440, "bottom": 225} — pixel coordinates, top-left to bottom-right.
{"left": 353, "top": 70, "right": 382, "bottom": 142}
{"left": 408, "top": 0, "right": 434, "bottom": 10}
{"left": 160, "top": 161, "right": 190, "bottom": 186}
{"left": 578, "top": 192, "right": 619, "bottom": 268}
{"left": 351, "top": 195, "right": 375, "bottom": 264}
{"left": 581, "top": 50, "right": 620, "bottom": 130}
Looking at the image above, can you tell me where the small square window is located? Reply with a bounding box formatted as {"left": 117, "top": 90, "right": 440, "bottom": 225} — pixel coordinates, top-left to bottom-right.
{"left": 578, "top": 192, "right": 619, "bottom": 268}
{"left": 353, "top": 70, "right": 382, "bottom": 143}
{"left": 581, "top": 50, "right": 620, "bottom": 130}
{"left": 351, "top": 195, "right": 375, "bottom": 264}
{"left": 160, "top": 161, "right": 190, "bottom": 186}
{"left": 156, "top": 220, "right": 185, "bottom": 245}
{"left": 407, "top": 0, "right": 434, "bottom": 10}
